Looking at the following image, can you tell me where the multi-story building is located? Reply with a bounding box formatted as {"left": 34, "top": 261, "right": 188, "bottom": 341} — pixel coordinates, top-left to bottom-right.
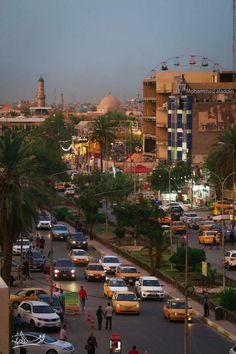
{"left": 142, "top": 71, "right": 236, "bottom": 163}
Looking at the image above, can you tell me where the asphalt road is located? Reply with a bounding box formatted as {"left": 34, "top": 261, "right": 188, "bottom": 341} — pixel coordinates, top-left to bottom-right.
{"left": 10, "top": 227, "right": 233, "bottom": 354}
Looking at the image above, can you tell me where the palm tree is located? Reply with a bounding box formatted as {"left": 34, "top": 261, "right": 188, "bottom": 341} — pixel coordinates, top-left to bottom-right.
{"left": 206, "top": 123, "right": 236, "bottom": 190}
{"left": 0, "top": 130, "right": 51, "bottom": 285}
{"left": 92, "top": 115, "right": 116, "bottom": 172}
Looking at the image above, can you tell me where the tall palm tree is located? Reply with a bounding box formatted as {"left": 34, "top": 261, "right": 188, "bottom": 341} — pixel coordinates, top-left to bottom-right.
{"left": 92, "top": 115, "right": 116, "bottom": 172}
{"left": 0, "top": 130, "right": 51, "bottom": 285}
{"left": 206, "top": 123, "right": 236, "bottom": 189}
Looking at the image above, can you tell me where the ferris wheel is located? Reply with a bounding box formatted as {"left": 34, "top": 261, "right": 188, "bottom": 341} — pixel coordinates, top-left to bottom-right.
{"left": 150, "top": 55, "right": 221, "bottom": 77}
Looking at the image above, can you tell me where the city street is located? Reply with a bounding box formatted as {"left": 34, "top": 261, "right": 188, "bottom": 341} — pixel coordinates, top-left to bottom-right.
{"left": 11, "top": 227, "right": 234, "bottom": 354}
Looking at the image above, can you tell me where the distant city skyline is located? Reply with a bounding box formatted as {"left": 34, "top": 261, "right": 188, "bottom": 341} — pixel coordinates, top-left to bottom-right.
{"left": 0, "top": 0, "right": 233, "bottom": 104}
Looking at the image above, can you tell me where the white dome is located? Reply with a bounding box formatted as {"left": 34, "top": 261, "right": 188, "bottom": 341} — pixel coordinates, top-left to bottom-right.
{"left": 97, "top": 94, "right": 121, "bottom": 113}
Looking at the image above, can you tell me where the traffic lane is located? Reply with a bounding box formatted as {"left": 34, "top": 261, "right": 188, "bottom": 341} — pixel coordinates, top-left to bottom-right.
{"left": 187, "top": 228, "right": 236, "bottom": 282}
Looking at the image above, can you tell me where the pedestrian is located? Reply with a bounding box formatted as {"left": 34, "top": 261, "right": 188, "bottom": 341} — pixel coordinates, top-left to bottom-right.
{"left": 230, "top": 229, "right": 235, "bottom": 246}
{"left": 53, "top": 287, "right": 60, "bottom": 298}
{"left": 202, "top": 290, "right": 210, "bottom": 317}
{"left": 22, "top": 261, "right": 29, "bottom": 280}
{"left": 104, "top": 302, "right": 113, "bottom": 330}
{"left": 85, "top": 332, "right": 98, "bottom": 354}
{"left": 79, "top": 285, "right": 88, "bottom": 312}
{"left": 75, "top": 219, "right": 82, "bottom": 231}
{"left": 59, "top": 324, "right": 68, "bottom": 341}
{"left": 211, "top": 235, "right": 217, "bottom": 249}
{"left": 129, "top": 346, "right": 139, "bottom": 354}
{"left": 59, "top": 288, "right": 65, "bottom": 310}
{"left": 35, "top": 233, "right": 40, "bottom": 249}
{"left": 39, "top": 235, "right": 45, "bottom": 253}
{"left": 96, "top": 305, "right": 104, "bottom": 330}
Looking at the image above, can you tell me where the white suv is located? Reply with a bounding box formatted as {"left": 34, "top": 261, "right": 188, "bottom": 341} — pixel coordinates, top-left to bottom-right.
{"left": 224, "top": 250, "right": 236, "bottom": 269}
{"left": 135, "top": 276, "right": 164, "bottom": 300}
{"left": 17, "top": 300, "right": 61, "bottom": 330}
{"left": 99, "top": 255, "right": 121, "bottom": 274}
{"left": 13, "top": 239, "right": 31, "bottom": 255}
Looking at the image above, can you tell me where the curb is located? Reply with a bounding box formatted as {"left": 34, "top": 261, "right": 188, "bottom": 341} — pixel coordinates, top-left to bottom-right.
{"left": 192, "top": 310, "right": 236, "bottom": 342}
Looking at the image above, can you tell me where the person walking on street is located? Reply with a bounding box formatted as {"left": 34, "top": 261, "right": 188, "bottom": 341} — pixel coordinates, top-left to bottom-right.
{"left": 230, "top": 229, "right": 235, "bottom": 246}
{"left": 129, "top": 346, "right": 139, "bottom": 354}
{"left": 79, "top": 286, "right": 88, "bottom": 312}
{"left": 86, "top": 333, "right": 97, "bottom": 354}
{"left": 96, "top": 305, "right": 104, "bottom": 330}
{"left": 202, "top": 290, "right": 210, "bottom": 317}
{"left": 59, "top": 324, "right": 68, "bottom": 341}
{"left": 104, "top": 302, "right": 113, "bottom": 330}
{"left": 39, "top": 235, "right": 45, "bottom": 254}
{"left": 59, "top": 288, "right": 65, "bottom": 310}
{"left": 35, "top": 233, "right": 40, "bottom": 249}
{"left": 211, "top": 235, "right": 218, "bottom": 249}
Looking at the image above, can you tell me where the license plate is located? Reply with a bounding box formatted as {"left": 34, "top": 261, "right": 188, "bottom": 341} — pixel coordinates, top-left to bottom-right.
{"left": 62, "top": 274, "right": 67, "bottom": 277}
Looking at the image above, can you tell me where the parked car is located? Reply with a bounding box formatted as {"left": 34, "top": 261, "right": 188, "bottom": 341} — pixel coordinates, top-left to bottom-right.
{"left": 64, "top": 187, "right": 75, "bottom": 196}
{"left": 163, "top": 298, "right": 192, "bottom": 322}
{"left": 13, "top": 239, "right": 31, "bottom": 255}
{"left": 103, "top": 277, "right": 128, "bottom": 298}
{"left": 51, "top": 224, "right": 70, "bottom": 241}
{"left": 10, "top": 288, "right": 49, "bottom": 308}
{"left": 84, "top": 263, "right": 105, "bottom": 282}
{"left": 198, "top": 230, "right": 220, "bottom": 245}
{"left": 24, "top": 250, "right": 45, "bottom": 271}
{"left": 135, "top": 276, "right": 164, "bottom": 300}
{"left": 112, "top": 291, "right": 140, "bottom": 314}
{"left": 224, "top": 250, "right": 236, "bottom": 269}
{"left": 12, "top": 332, "right": 74, "bottom": 354}
{"left": 67, "top": 232, "right": 88, "bottom": 250}
{"left": 68, "top": 249, "right": 90, "bottom": 266}
{"left": 36, "top": 214, "right": 52, "bottom": 229}
{"left": 115, "top": 265, "right": 141, "bottom": 285}
{"left": 16, "top": 301, "right": 61, "bottom": 330}
{"left": 39, "top": 294, "right": 64, "bottom": 321}
{"left": 99, "top": 255, "right": 121, "bottom": 274}
{"left": 53, "top": 258, "right": 76, "bottom": 280}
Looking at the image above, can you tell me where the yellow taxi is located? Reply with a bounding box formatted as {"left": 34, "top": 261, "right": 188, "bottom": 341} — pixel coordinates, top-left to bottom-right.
{"left": 104, "top": 277, "right": 128, "bottom": 299}
{"left": 163, "top": 298, "right": 192, "bottom": 322}
{"left": 115, "top": 265, "right": 141, "bottom": 285}
{"left": 112, "top": 291, "right": 140, "bottom": 314}
{"left": 68, "top": 249, "right": 89, "bottom": 266}
{"left": 10, "top": 288, "right": 49, "bottom": 308}
{"left": 211, "top": 200, "right": 232, "bottom": 211}
{"left": 84, "top": 263, "right": 105, "bottom": 282}
{"left": 158, "top": 215, "right": 171, "bottom": 225}
{"left": 172, "top": 221, "right": 186, "bottom": 234}
{"left": 198, "top": 230, "right": 221, "bottom": 245}
{"left": 199, "top": 220, "right": 214, "bottom": 232}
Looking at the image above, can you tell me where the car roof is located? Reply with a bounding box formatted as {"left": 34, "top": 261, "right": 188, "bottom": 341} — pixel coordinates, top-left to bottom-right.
{"left": 21, "top": 300, "right": 50, "bottom": 305}
{"left": 22, "top": 288, "right": 46, "bottom": 291}
{"left": 140, "top": 276, "right": 159, "bottom": 280}
{"left": 115, "top": 291, "right": 137, "bottom": 295}
{"left": 53, "top": 223, "right": 67, "bottom": 227}
{"left": 88, "top": 262, "right": 102, "bottom": 266}
{"left": 103, "top": 255, "right": 119, "bottom": 258}
{"left": 56, "top": 258, "right": 72, "bottom": 261}
{"left": 119, "top": 264, "right": 136, "bottom": 268}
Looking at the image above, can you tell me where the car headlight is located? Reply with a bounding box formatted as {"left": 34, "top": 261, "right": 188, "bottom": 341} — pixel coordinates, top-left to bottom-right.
{"left": 136, "top": 304, "right": 140, "bottom": 308}
{"left": 86, "top": 258, "right": 89, "bottom": 261}
{"left": 72, "top": 241, "right": 76, "bottom": 244}
{"left": 36, "top": 317, "right": 45, "bottom": 321}
{"left": 71, "top": 269, "right": 75, "bottom": 273}
{"left": 73, "top": 258, "right": 77, "bottom": 261}
{"left": 117, "top": 304, "right": 120, "bottom": 307}
{"left": 54, "top": 269, "right": 59, "bottom": 273}
{"left": 83, "top": 241, "right": 86, "bottom": 244}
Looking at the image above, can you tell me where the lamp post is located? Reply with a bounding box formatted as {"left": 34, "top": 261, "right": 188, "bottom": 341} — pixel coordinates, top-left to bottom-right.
{"left": 209, "top": 170, "right": 236, "bottom": 290}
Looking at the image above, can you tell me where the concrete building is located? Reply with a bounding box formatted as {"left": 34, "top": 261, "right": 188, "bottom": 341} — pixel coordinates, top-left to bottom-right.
{"left": 142, "top": 71, "right": 236, "bottom": 163}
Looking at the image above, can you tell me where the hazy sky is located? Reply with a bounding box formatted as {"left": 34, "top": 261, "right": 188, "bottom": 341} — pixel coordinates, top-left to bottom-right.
{"left": 0, "top": 0, "right": 233, "bottom": 104}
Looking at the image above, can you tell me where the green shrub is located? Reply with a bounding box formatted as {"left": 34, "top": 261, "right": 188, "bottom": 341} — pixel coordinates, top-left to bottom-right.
{"left": 96, "top": 213, "right": 106, "bottom": 223}
{"left": 170, "top": 246, "right": 206, "bottom": 271}
{"left": 220, "top": 288, "right": 236, "bottom": 311}
{"left": 114, "top": 227, "right": 125, "bottom": 238}
{"left": 53, "top": 207, "right": 70, "bottom": 221}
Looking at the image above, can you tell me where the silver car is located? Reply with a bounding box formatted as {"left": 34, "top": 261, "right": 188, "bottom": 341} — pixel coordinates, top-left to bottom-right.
{"left": 12, "top": 332, "right": 74, "bottom": 354}
{"left": 51, "top": 224, "right": 70, "bottom": 241}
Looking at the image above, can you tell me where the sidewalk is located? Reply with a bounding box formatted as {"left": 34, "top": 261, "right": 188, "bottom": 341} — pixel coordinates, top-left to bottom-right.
{"left": 89, "top": 238, "right": 236, "bottom": 343}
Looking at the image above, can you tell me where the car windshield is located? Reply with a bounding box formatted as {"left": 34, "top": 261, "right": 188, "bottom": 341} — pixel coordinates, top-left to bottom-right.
{"left": 109, "top": 280, "right": 126, "bottom": 287}
{"left": 71, "top": 233, "right": 85, "bottom": 240}
{"left": 53, "top": 226, "right": 68, "bottom": 231}
{"left": 120, "top": 267, "right": 137, "bottom": 273}
{"left": 103, "top": 257, "right": 119, "bottom": 263}
{"left": 206, "top": 231, "right": 216, "bottom": 236}
{"left": 33, "top": 305, "right": 54, "bottom": 314}
{"left": 56, "top": 260, "right": 73, "bottom": 267}
{"left": 43, "top": 335, "right": 57, "bottom": 344}
{"left": 40, "top": 296, "right": 60, "bottom": 307}
{"left": 170, "top": 301, "right": 186, "bottom": 309}
{"left": 39, "top": 215, "right": 50, "bottom": 221}
{"left": 72, "top": 250, "right": 85, "bottom": 256}
{"left": 88, "top": 265, "right": 104, "bottom": 270}
{"left": 143, "top": 280, "right": 160, "bottom": 286}
{"left": 117, "top": 293, "right": 137, "bottom": 301}
{"left": 31, "top": 251, "right": 43, "bottom": 259}
{"left": 15, "top": 290, "right": 26, "bottom": 296}
{"left": 173, "top": 222, "right": 183, "bottom": 226}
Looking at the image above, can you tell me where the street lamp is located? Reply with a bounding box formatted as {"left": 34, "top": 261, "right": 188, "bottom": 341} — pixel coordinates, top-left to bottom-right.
{"left": 208, "top": 170, "right": 236, "bottom": 290}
